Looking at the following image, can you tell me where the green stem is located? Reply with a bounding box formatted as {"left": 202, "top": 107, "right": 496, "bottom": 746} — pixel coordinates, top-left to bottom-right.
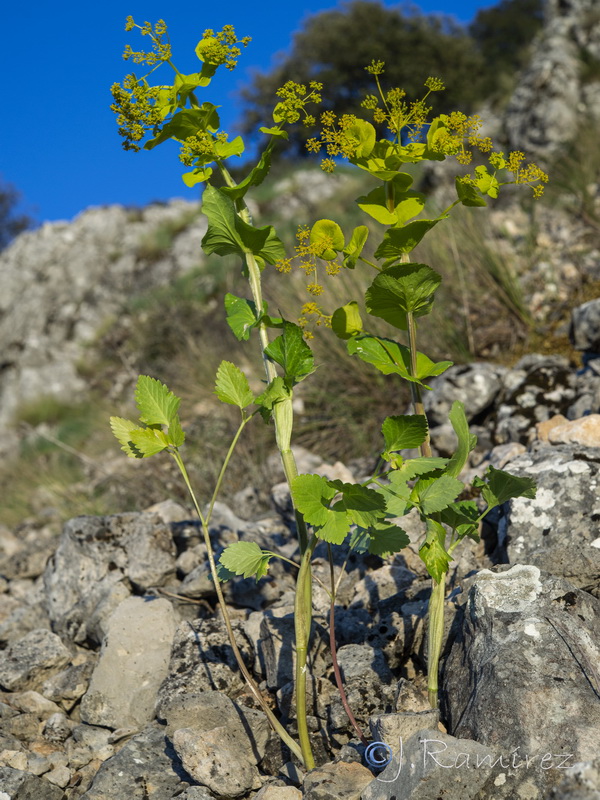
{"left": 294, "top": 535, "right": 317, "bottom": 770}
{"left": 171, "top": 442, "right": 305, "bottom": 764}
{"left": 427, "top": 574, "right": 446, "bottom": 708}
{"left": 406, "top": 310, "right": 432, "bottom": 458}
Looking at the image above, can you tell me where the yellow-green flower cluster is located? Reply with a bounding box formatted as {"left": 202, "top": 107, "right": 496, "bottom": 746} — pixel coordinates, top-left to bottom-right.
{"left": 199, "top": 26, "right": 251, "bottom": 70}
{"left": 298, "top": 302, "right": 332, "bottom": 339}
{"left": 491, "top": 150, "right": 549, "bottom": 197}
{"left": 431, "top": 112, "right": 491, "bottom": 165}
{"left": 110, "top": 75, "right": 163, "bottom": 152}
{"left": 122, "top": 17, "right": 172, "bottom": 65}
{"left": 179, "top": 131, "right": 229, "bottom": 166}
{"left": 274, "top": 81, "right": 323, "bottom": 125}
{"left": 306, "top": 112, "right": 363, "bottom": 171}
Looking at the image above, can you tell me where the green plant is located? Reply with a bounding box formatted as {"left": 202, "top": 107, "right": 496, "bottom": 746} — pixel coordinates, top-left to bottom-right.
{"left": 110, "top": 17, "right": 545, "bottom": 766}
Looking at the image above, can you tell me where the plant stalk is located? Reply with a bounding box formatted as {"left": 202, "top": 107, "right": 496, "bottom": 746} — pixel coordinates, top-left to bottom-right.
{"left": 294, "top": 535, "right": 317, "bottom": 769}
{"left": 427, "top": 575, "right": 446, "bottom": 708}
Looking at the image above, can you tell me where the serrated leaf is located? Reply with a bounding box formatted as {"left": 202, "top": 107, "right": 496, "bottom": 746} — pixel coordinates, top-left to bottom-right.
{"left": 167, "top": 415, "right": 185, "bottom": 448}
{"left": 415, "top": 352, "right": 453, "bottom": 381}
{"left": 365, "top": 263, "right": 442, "bottom": 330}
{"left": 291, "top": 474, "right": 350, "bottom": 544}
{"left": 419, "top": 520, "right": 452, "bottom": 582}
{"left": 331, "top": 301, "right": 363, "bottom": 340}
{"left": 329, "top": 481, "right": 387, "bottom": 528}
{"left": 129, "top": 427, "right": 169, "bottom": 457}
{"left": 474, "top": 465, "right": 537, "bottom": 511}
{"left": 412, "top": 474, "right": 464, "bottom": 514}
{"left": 440, "top": 500, "right": 480, "bottom": 541}
{"left": 264, "top": 321, "right": 314, "bottom": 385}
{"left": 214, "top": 361, "right": 254, "bottom": 409}
{"left": 366, "top": 523, "right": 410, "bottom": 557}
{"left": 135, "top": 375, "right": 180, "bottom": 427}
{"left": 218, "top": 541, "right": 272, "bottom": 580}
{"left": 382, "top": 415, "right": 428, "bottom": 452}
{"left": 110, "top": 416, "right": 144, "bottom": 458}
{"left": 397, "top": 457, "right": 449, "bottom": 481}
{"left": 445, "top": 401, "right": 477, "bottom": 478}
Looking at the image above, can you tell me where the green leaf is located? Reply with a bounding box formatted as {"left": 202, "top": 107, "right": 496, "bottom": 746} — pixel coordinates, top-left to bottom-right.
{"left": 356, "top": 182, "right": 424, "bottom": 226}
{"left": 344, "top": 119, "right": 376, "bottom": 157}
{"left": 419, "top": 520, "right": 452, "bottom": 582}
{"left": 182, "top": 167, "right": 213, "bottom": 187}
{"left": 218, "top": 541, "right": 272, "bottom": 580}
{"left": 440, "top": 500, "right": 480, "bottom": 541}
{"left": 256, "top": 376, "right": 290, "bottom": 423}
{"left": 310, "top": 219, "right": 344, "bottom": 260}
{"left": 214, "top": 135, "right": 245, "bottom": 160}
{"left": 374, "top": 218, "right": 446, "bottom": 258}
{"left": 375, "top": 476, "right": 410, "bottom": 517}
{"left": 474, "top": 165, "right": 500, "bottom": 199}
{"left": 412, "top": 474, "right": 464, "bottom": 514}
{"left": 329, "top": 481, "right": 387, "bottom": 528}
{"left": 144, "top": 106, "right": 220, "bottom": 151}
{"left": 129, "top": 427, "right": 170, "bottom": 457}
{"left": 474, "top": 465, "right": 537, "bottom": 511}
{"left": 135, "top": 376, "right": 180, "bottom": 427}
{"left": 382, "top": 415, "right": 428, "bottom": 452}
{"left": 396, "top": 456, "right": 448, "bottom": 481}
{"left": 445, "top": 401, "right": 478, "bottom": 478}
{"left": 331, "top": 301, "right": 363, "bottom": 340}
{"left": 201, "top": 184, "right": 286, "bottom": 264}
{"left": 167, "top": 415, "right": 185, "bottom": 448}
{"left": 214, "top": 361, "right": 254, "bottom": 409}
{"left": 347, "top": 335, "right": 450, "bottom": 387}
{"left": 291, "top": 474, "right": 349, "bottom": 544}
{"left": 350, "top": 522, "right": 410, "bottom": 557}
{"left": 342, "top": 225, "right": 369, "bottom": 269}
{"left": 365, "top": 263, "right": 442, "bottom": 330}
{"left": 264, "top": 321, "right": 315, "bottom": 385}
{"left": 224, "top": 293, "right": 261, "bottom": 341}
{"left": 110, "top": 417, "right": 143, "bottom": 459}
{"left": 258, "top": 126, "right": 289, "bottom": 139}
{"left": 220, "top": 142, "right": 276, "bottom": 202}
{"left": 455, "top": 177, "right": 487, "bottom": 207}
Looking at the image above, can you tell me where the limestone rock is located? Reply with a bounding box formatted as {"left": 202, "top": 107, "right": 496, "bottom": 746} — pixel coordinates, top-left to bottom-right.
{"left": 0, "top": 629, "right": 71, "bottom": 692}
{"left": 303, "top": 760, "right": 373, "bottom": 800}
{"left": 547, "top": 415, "right": 600, "bottom": 447}
{"left": 0, "top": 766, "right": 65, "bottom": 799}
{"left": 80, "top": 596, "right": 176, "bottom": 730}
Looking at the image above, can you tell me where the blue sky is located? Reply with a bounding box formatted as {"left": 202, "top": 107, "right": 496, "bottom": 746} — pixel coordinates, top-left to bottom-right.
{"left": 2, "top": 1, "right": 497, "bottom": 224}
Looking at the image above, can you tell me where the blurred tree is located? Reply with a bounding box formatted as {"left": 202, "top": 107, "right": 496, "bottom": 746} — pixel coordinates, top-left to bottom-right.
{"left": 0, "top": 179, "right": 32, "bottom": 250}
{"left": 469, "top": 0, "right": 545, "bottom": 99}
{"left": 239, "top": 0, "right": 486, "bottom": 156}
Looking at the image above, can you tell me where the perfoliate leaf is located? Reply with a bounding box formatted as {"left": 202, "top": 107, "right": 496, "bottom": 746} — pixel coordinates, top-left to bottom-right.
{"left": 455, "top": 177, "right": 487, "bottom": 207}
{"left": 220, "top": 141, "right": 277, "bottom": 201}
{"left": 201, "top": 184, "right": 285, "bottom": 264}
{"left": 445, "top": 401, "right": 477, "bottom": 478}
{"left": 144, "top": 106, "right": 220, "bottom": 150}
{"left": 310, "top": 219, "right": 344, "bottom": 260}
{"left": 129, "top": 427, "right": 170, "bottom": 457}
{"left": 331, "top": 301, "right": 363, "bottom": 340}
{"left": 256, "top": 376, "right": 289, "bottom": 423}
{"left": 218, "top": 541, "right": 272, "bottom": 581}
{"left": 182, "top": 167, "right": 214, "bottom": 187}
{"left": 374, "top": 218, "right": 445, "bottom": 257}
{"left": 474, "top": 465, "right": 537, "bottom": 511}
{"left": 419, "top": 520, "right": 452, "bottom": 582}
{"left": 264, "top": 321, "right": 315, "bottom": 385}
{"left": 110, "top": 417, "right": 143, "bottom": 458}
{"left": 343, "top": 225, "right": 369, "bottom": 269}
{"left": 135, "top": 375, "right": 180, "bottom": 427}
{"left": 412, "top": 474, "right": 464, "bottom": 515}
{"left": 224, "top": 293, "right": 261, "bottom": 341}
{"left": 365, "top": 263, "right": 442, "bottom": 330}
{"left": 356, "top": 183, "right": 424, "bottom": 226}
{"left": 474, "top": 165, "right": 500, "bottom": 199}
{"left": 214, "top": 361, "right": 254, "bottom": 409}
{"left": 382, "top": 415, "right": 428, "bottom": 453}
{"left": 347, "top": 335, "right": 449, "bottom": 388}
{"left": 345, "top": 119, "right": 376, "bottom": 158}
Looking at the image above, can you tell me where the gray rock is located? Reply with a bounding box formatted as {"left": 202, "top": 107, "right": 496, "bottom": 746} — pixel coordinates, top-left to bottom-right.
{"left": 156, "top": 616, "right": 250, "bottom": 707}
{"left": 166, "top": 693, "right": 271, "bottom": 796}
{"left": 0, "top": 628, "right": 71, "bottom": 691}
{"left": 369, "top": 710, "right": 440, "bottom": 757}
{"left": 44, "top": 512, "right": 177, "bottom": 644}
{"left": 571, "top": 299, "right": 600, "bottom": 354}
{"left": 0, "top": 766, "right": 65, "bottom": 799}
{"left": 361, "top": 728, "right": 501, "bottom": 800}
{"left": 494, "top": 355, "right": 577, "bottom": 445}
{"left": 497, "top": 445, "right": 600, "bottom": 592}
{"left": 41, "top": 657, "right": 96, "bottom": 710}
{"left": 424, "top": 363, "right": 507, "bottom": 427}
{"left": 550, "top": 759, "right": 600, "bottom": 799}
{"left": 80, "top": 596, "right": 176, "bottom": 730}
{"left": 303, "top": 760, "right": 373, "bottom": 799}
{"left": 442, "top": 566, "right": 600, "bottom": 799}
{"left": 81, "top": 724, "right": 189, "bottom": 799}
